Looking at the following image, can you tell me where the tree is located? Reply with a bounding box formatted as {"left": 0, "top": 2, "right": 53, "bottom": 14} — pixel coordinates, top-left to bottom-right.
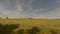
{"left": 27, "top": 27, "right": 40, "bottom": 34}
{"left": 6, "top": 17, "right": 8, "bottom": 19}
{"left": 29, "top": 18, "right": 32, "bottom": 19}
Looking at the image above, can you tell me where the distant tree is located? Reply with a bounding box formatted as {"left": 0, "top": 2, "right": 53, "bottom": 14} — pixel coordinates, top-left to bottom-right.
{"left": 6, "top": 17, "right": 8, "bottom": 19}
{"left": 27, "top": 27, "right": 40, "bottom": 34}
{"left": 17, "top": 29, "right": 24, "bottom": 34}
{"left": 29, "top": 18, "right": 32, "bottom": 19}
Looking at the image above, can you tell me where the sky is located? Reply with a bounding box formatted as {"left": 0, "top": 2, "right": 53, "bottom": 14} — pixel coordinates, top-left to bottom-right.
{"left": 0, "top": 0, "right": 60, "bottom": 19}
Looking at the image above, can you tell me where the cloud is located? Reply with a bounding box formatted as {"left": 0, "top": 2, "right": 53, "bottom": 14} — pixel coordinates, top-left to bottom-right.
{"left": 0, "top": 0, "right": 60, "bottom": 19}
{"left": 0, "top": 0, "right": 25, "bottom": 18}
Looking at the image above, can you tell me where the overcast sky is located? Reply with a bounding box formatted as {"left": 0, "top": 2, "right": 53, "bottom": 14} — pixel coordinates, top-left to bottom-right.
{"left": 0, "top": 0, "right": 60, "bottom": 19}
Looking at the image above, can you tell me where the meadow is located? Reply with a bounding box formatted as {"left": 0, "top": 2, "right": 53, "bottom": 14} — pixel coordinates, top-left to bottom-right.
{"left": 0, "top": 18, "right": 60, "bottom": 34}
{"left": 0, "top": 18, "right": 60, "bottom": 28}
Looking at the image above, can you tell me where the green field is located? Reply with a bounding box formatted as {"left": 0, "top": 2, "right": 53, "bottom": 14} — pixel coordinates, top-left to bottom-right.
{"left": 0, "top": 18, "right": 60, "bottom": 34}
{"left": 0, "top": 18, "right": 60, "bottom": 29}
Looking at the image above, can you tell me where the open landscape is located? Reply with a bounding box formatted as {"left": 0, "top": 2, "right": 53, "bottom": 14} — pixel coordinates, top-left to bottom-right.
{"left": 0, "top": 0, "right": 60, "bottom": 34}
{"left": 1, "top": 18, "right": 60, "bottom": 28}
{"left": 0, "top": 18, "right": 60, "bottom": 34}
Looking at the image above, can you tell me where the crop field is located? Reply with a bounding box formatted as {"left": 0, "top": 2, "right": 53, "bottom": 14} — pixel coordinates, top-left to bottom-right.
{"left": 0, "top": 18, "right": 60, "bottom": 34}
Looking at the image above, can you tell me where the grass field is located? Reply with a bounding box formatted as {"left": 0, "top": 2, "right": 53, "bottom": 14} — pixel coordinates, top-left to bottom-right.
{"left": 0, "top": 18, "right": 60, "bottom": 29}
{"left": 0, "top": 18, "right": 60, "bottom": 34}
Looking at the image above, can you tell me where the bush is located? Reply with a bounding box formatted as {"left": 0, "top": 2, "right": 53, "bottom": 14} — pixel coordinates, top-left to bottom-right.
{"left": 50, "top": 29, "right": 58, "bottom": 34}
{"left": 27, "top": 27, "right": 40, "bottom": 34}
{"left": 17, "top": 29, "right": 24, "bottom": 34}
{"left": 0, "top": 24, "right": 19, "bottom": 34}
{"left": 5, "top": 24, "right": 19, "bottom": 28}
{"left": 0, "top": 23, "right": 4, "bottom": 28}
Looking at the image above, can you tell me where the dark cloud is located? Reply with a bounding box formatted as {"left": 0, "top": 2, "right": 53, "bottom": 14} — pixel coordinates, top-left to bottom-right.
{"left": 0, "top": 0, "right": 60, "bottom": 18}
{"left": 19, "top": 0, "right": 58, "bottom": 15}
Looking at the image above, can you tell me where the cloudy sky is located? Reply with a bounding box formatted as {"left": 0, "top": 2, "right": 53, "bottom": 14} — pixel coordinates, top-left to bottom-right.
{"left": 0, "top": 0, "right": 60, "bottom": 18}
